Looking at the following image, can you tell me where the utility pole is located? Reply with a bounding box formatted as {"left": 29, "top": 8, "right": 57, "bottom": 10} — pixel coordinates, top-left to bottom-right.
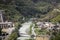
{"left": 0, "top": 10, "right": 4, "bottom": 22}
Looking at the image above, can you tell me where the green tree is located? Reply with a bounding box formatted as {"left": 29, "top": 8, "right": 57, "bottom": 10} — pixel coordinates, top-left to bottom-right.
{"left": 51, "top": 15, "right": 60, "bottom": 23}
{"left": 8, "top": 32, "right": 18, "bottom": 40}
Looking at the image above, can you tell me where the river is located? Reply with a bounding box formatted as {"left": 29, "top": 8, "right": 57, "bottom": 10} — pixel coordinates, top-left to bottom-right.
{"left": 17, "top": 21, "right": 33, "bottom": 40}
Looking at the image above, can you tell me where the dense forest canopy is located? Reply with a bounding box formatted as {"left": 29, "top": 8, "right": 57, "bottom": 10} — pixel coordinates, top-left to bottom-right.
{"left": 0, "top": 0, "right": 13, "bottom": 4}
{"left": 0, "top": 0, "right": 60, "bottom": 22}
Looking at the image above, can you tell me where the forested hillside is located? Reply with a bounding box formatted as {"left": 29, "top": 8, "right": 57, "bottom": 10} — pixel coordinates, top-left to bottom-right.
{"left": 0, "top": 0, "right": 60, "bottom": 22}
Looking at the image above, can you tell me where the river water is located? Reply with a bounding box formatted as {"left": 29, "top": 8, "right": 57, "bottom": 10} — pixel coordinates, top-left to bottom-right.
{"left": 17, "top": 21, "right": 32, "bottom": 40}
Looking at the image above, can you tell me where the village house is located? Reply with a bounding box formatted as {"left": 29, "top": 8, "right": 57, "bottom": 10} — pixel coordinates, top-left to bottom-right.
{"left": 36, "top": 22, "right": 60, "bottom": 30}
